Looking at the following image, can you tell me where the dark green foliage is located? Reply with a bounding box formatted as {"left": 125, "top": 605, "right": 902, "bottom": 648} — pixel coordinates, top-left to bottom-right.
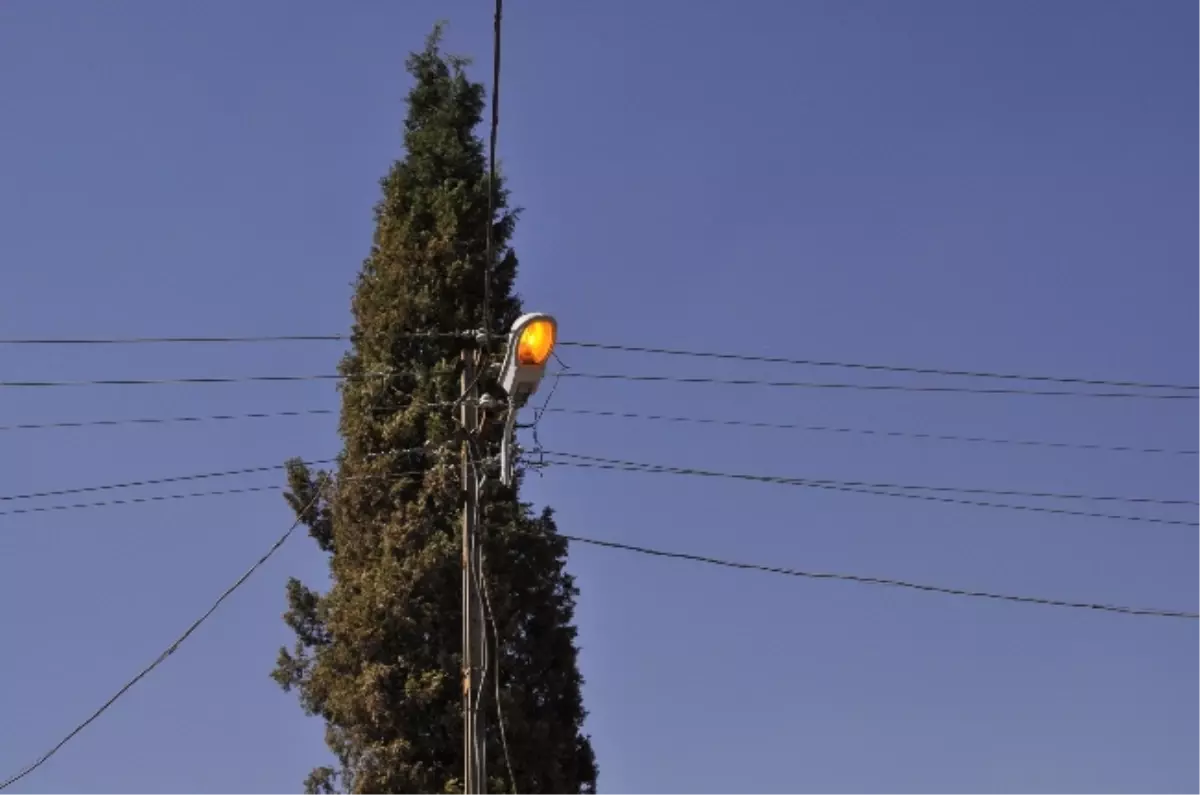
{"left": 273, "top": 27, "right": 597, "bottom": 794}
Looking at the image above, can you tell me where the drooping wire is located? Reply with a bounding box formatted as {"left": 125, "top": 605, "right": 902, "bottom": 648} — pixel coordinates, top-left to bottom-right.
{"left": 0, "top": 487, "right": 326, "bottom": 792}
{"left": 0, "top": 467, "right": 453, "bottom": 791}
{"left": 549, "top": 530, "right": 1198, "bottom": 621}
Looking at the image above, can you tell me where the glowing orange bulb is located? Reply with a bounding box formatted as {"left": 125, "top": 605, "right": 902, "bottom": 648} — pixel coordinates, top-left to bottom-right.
{"left": 516, "top": 318, "right": 556, "bottom": 366}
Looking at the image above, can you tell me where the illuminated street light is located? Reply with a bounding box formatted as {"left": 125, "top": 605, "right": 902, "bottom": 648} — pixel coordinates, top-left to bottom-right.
{"left": 497, "top": 312, "right": 558, "bottom": 485}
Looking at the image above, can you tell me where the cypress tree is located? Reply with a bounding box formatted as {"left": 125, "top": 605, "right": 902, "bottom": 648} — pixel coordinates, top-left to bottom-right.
{"left": 272, "top": 27, "right": 597, "bottom": 794}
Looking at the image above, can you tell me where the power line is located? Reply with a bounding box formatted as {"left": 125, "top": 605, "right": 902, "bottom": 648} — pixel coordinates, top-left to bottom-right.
{"left": 0, "top": 451, "right": 446, "bottom": 521}
{"left": 481, "top": 0, "right": 502, "bottom": 356}
{"left": 539, "top": 406, "right": 1200, "bottom": 457}
{"left": 556, "top": 531, "right": 1198, "bottom": 620}
{"left": 539, "top": 453, "right": 1200, "bottom": 528}
{"left": 0, "top": 460, "right": 338, "bottom": 504}
{"left": 539, "top": 451, "right": 1196, "bottom": 507}
{"left": 559, "top": 371, "right": 1198, "bottom": 401}
{"left": 2, "top": 402, "right": 1192, "bottom": 459}
{"left": 0, "top": 408, "right": 337, "bottom": 434}
{"left": 0, "top": 373, "right": 348, "bottom": 388}
{"left": 6, "top": 447, "right": 1189, "bottom": 525}
{"left": 0, "top": 333, "right": 469, "bottom": 345}
{"left": 0, "top": 483, "right": 289, "bottom": 519}
{"left": 0, "top": 490, "right": 324, "bottom": 793}
{"left": 7, "top": 475, "right": 1191, "bottom": 795}
{"left": 2, "top": 333, "right": 1191, "bottom": 393}
{"left": 558, "top": 341, "right": 1200, "bottom": 392}
{"left": 0, "top": 468, "right": 439, "bottom": 792}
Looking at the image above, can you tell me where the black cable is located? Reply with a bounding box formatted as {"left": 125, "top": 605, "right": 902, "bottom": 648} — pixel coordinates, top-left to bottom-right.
{"left": 539, "top": 406, "right": 1200, "bottom": 457}
{"left": 0, "top": 374, "right": 348, "bottom": 388}
{"left": 559, "top": 372, "right": 1198, "bottom": 401}
{"left": 0, "top": 460, "right": 339, "bottom": 504}
{"left": 0, "top": 408, "right": 337, "bottom": 434}
{"left": 554, "top": 531, "right": 1198, "bottom": 620}
{"left": 540, "top": 453, "right": 1200, "bottom": 528}
{"left": 0, "top": 463, "right": 436, "bottom": 788}
{"left": 0, "top": 489, "right": 324, "bottom": 792}
{"left": 0, "top": 483, "right": 289, "bottom": 518}
{"left": 558, "top": 341, "right": 1200, "bottom": 392}
{"left": 540, "top": 451, "right": 1196, "bottom": 507}
{"left": 0, "top": 332, "right": 465, "bottom": 345}
{"left": 481, "top": 0, "right": 502, "bottom": 355}
{"left": 0, "top": 404, "right": 466, "bottom": 434}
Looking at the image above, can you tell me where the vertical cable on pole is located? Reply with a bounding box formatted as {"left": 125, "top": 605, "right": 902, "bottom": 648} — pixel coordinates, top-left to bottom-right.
{"left": 482, "top": 0, "right": 503, "bottom": 347}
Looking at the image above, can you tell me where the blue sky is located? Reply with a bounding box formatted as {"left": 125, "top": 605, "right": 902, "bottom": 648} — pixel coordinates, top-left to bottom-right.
{"left": 0, "top": 1, "right": 1196, "bottom": 792}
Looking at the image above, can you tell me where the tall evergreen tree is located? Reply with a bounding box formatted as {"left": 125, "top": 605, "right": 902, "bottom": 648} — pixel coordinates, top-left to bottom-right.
{"left": 272, "top": 27, "right": 597, "bottom": 794}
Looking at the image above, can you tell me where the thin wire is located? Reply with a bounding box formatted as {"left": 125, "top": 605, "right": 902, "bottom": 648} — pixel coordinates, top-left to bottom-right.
{"left": 537, "top": 406, "right": 1199, "bottom": 457}
{"left": 538, "top": 451, "right": 1196, "bottom": 507}
{"left": 0, "top": 373, "right": 351, "bottom": 388}
{"left": 0, "top": 408, "right": 337, "bottom": 434}
{"left": 530, "top": 351, "right": 570, "bottom": 453}
{"left": 0, "top": 488, "right": 325, "bottom": 792}
{"left": 468, "top": 431, "right": 516, "bottom": 793}
{"left": 0, "top": 453, "right": 435, "bottom": 518}
{"left": 478, "top": 520, "right": 518, "bottom": 795}
{"left": 557, "top": 341, "right": 1200, "bottom": 392}
{"left": 0, "top": 332, "right": 466, "bottom": 345}
{"left": 551, "top": 531, "right": 1198, "bottom": 621}
{"left": 481, "top": 0, "right": 503, "bottom": 351}
{"left": 0, "top": 483, "right": 287, "bottom": 518}
{"left": 540, "top": 454, "right": 1200, "bottom": 528}
{"left": 0, "top": 460, "right": 336, "bottom": 503}
{"left": 1, "top": 332, "right": 1189, "bottom": 392}
{"left": 0, "top": 468, "right": 441, "bottom": 790}
{"left": 559, "top": 372, "right": 1198, "bottom": 401}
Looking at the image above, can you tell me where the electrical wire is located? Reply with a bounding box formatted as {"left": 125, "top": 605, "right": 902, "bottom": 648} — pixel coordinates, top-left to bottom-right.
{"left": 481, "top": 0, "right": 502, "bottom": 355}
{"left": 559, "top": 371, "right": 1198, "bottom": 401}
{"left": 0, "top": 489, "right": 325, "bottom": 792}
{"left": 2, "top": 332, "right": 1189, "bottom": 392}
{"left": 557, "top": 340, "right": 1200, "bottom": 392}
{"left": 551, "top": 531, "right": 1198, "bottom": 621}
{"left": 467, "top": 366, "right": 517, "bottom": 794}
{"left": 0, "top": 451, "right": 438, "bottom": 518}
{"left": 0, "top": 332, "right": 466, "bottom": 345}
{"left": 0, "top": 408, "right": 337, "bottom": 434}
{"left": 539, "top": 451, "right": 1196, "bottom": 507}
{"left": 0, "top": 460, "right": 336, "bottom": 504}
{"left": 4, "top": 403, "right": 1193, "bottom": 459}
{"left": 0, "top": 373, "right": 349, "bottom": 388}
{"left": 537, "top": 406, "right": 1199, "bottom": 457}
{"left": 0, "top": 483, "right": 289, "bottom": 519}
{"left": 539, "top": 453, "right": 1200, "bottom": 528}
{"left": 0, "top": 467, "right": 439, "bottom": 790}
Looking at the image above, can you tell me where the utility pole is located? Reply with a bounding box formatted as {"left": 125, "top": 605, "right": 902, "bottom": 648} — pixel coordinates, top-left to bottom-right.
{"left": 461, "top": 315, "right": 556, "bottom": 793}
{"left": 461, "top": 349, "right": 487, "bottom": 794}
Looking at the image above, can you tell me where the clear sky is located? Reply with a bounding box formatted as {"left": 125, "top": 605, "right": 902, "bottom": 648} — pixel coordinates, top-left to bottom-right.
{"left": 0, "top": 1, "right": 1196, "bottom": 793}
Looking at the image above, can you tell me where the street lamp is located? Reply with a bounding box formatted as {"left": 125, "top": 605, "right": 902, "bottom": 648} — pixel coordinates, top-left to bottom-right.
{"left": 496, "top": 312, "right": 557, "bottom": 485}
